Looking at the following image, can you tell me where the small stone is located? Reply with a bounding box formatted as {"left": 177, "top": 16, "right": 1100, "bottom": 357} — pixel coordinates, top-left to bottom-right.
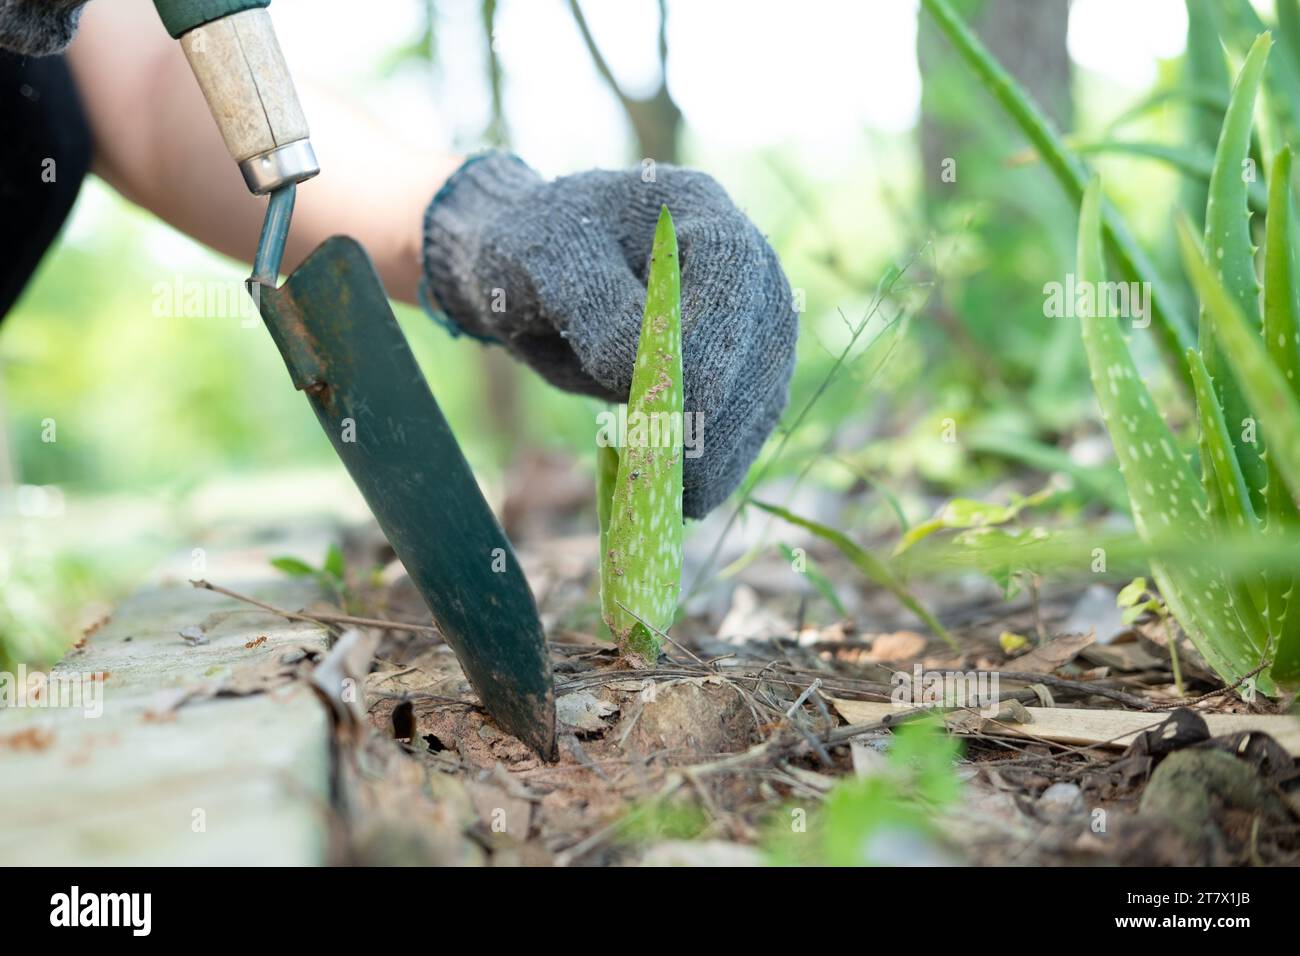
{"left": 179, "top": 625, "right": 207, "bottom": 646}
{"left": 1038, "top": 782, "right": 1084, "bottom": 819}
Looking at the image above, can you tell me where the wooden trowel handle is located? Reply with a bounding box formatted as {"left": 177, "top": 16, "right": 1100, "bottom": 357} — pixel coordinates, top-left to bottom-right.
{"left": 153, "top": 0, "right": 319, "bottom": 194}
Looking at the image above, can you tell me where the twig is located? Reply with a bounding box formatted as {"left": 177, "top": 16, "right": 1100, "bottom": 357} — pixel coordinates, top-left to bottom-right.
{"left": 926, "top": 667, "right": 1157, "bottom": 710}
{"left": 1027, "top": 574, "right": 1049, "bottom": 644}
{"left": 189, "top": 579, "right": 441, "bottom": 636}
{"left": 785, "top": 678, "right": 823, "bottom": 718}
{"left": 565, "top": 0, "right": 630, "bottom": 111}
{"left": 1163, "top": 615, "right": 1185, "bottom": 697}
{"left": 1145, "top": 660, "right": 1270, "bottom": 709}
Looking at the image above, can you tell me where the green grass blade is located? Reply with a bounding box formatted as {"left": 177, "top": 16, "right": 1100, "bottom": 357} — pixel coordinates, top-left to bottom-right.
{"left": 597, "top": 442, "right": 618, "bottom": 550}
{"left": 1184, "top": 0, "right": 1231, "bottom": 226}
{"left": 601, "top": 206, "right": 684, "bottom": 662}
{"left": 919, "top": 0, "right": 1195, "bottom": 371}
{"left": 270, "top": 556, "right": 317, "bottom": 578}
{"left": 1081, "top": 180, "right": 1272, "bottom": 689}
{"left": 1066, "top": 141, "right": 1266, "bottom": 212}
{"left": 965, "top": 430, "right": 1130, "bottom": 513}
{"left": 1201, "top": 32, "right": 1271, "bottom": 515}
{"left": 1103, "top": 86, "right": 1226, "bottom": 137}
{"left": 778, "top": 542, "right": 847, "bottom": 618}
{"left": 754, "top": 501, "right": 955, "bottom": 649}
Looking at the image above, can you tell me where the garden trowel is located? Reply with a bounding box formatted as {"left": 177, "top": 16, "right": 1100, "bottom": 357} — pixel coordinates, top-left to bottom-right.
{"left": 151, "top": 0, "right": 555, "bottom": 757}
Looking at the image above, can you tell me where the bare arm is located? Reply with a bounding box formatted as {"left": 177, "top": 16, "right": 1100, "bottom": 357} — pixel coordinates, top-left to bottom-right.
{"left": 65, "top": 0, "right": 461, "bottom": 305}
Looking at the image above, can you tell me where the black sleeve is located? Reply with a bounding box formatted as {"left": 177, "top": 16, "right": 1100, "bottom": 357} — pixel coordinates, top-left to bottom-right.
{"left": 0, "top": 49, "right": 91, "bottom": 321}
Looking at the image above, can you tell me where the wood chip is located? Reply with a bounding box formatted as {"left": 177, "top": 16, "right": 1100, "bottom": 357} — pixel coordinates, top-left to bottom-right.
{"left": 828, "top": 697, "right": 1300, "bottom": 755}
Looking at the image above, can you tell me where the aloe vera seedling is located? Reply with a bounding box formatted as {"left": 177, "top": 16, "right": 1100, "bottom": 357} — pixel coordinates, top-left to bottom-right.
{"left": 598, "top": 206, "right": 684, "bottom": 663}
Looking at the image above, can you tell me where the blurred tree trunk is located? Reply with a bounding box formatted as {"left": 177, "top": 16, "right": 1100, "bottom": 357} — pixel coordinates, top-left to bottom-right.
{"left": 567, "top": 0, "right": 682, "bottom": 163}
{"left": 916, "top": 0, "right": 1078, "bottom": 407}
{"left": 918, "top": 0, "right": 1071, "bottom": 213}
{"left": 476, "top": 0, "right": 523, "bottom": 456}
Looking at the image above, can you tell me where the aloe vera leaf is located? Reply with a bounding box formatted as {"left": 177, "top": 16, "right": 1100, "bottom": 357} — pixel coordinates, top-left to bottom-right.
{"left": 1274, "top": 587, "right": 1300, "bottom": 683}
{"left": 1282, "top": 0, "right": 1300, "bottom": 90}
{"left": 753, "top": 501, "right": 956, "bottom": 649}
{"left": 1189, "top": 349, "right": 1261, "bottom": 533}
{"left": 1201, "top": 32, "right": 1271, "bottom": 516}
{"left": 601, "top": 205, "right": 683, "bottom": 663}
{"left": 1180, "top": 213, "right": 1300, "bottom": 680}
{"left": 1180, "top": 218, "right": 1300, "bottom": 505}
{"left": 1263, "top": 145, "right": 1300, "bottom": 679}
{"left": 919, "top": 0, "right": 1195, "bottom": 370}
{"left": 1188, "top": 347, "right": 1269, "bottom": 631}
{"left": 1079, "top": 180, "right": 1272, "bottom": 690}
{"left": 1263, "top": 147, "right": 1300, "bottom": 432}
{"left": 1215, "top": 0, "right": 1300, "bottom": 137}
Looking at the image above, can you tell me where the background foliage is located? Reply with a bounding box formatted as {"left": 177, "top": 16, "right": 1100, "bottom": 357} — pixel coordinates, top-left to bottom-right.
{"left": 0, "top": 1, "right": 1247, "bottom": 679}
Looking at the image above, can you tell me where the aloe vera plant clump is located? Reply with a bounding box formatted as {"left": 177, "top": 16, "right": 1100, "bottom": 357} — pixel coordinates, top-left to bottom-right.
{"left": 927, "top": 0, "right": 1300, "bottom": 692}
{"left": 1078, "top": 33, "right": 1300, "bottom": 692}
{"left": 598, "top": 206, "right": 684, "bottom": 663}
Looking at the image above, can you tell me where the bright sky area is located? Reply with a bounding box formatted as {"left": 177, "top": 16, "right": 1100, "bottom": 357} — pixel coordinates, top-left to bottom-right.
{"left": 64, "top": 0, "right": 1199, "bottom": 267}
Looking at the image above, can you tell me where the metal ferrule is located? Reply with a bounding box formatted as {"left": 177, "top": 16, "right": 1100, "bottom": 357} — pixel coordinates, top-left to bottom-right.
{"left": 239, "top": 139, "right": 320, "bottom": 195}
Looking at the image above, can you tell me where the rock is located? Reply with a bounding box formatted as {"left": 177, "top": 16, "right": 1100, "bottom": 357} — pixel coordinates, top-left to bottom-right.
{"left": 1139, "top": 748, "right": 1294, "bottom": 855}
{"left": 640, "top": 840, "right": 763, "bottom": 866}
{"left": 1038, "top": 782, "right": 1084, "bottom": 819}
{"left": 617, "top": 678, "right": 755, "bottom": 759}
{"left": 861, "top": 826, "right": 961, "bottom": 866}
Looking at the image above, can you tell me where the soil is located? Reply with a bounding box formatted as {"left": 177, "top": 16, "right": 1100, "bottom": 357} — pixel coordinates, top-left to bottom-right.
{"left": 290, "top": 512, "right": 1300, "bottom": 867}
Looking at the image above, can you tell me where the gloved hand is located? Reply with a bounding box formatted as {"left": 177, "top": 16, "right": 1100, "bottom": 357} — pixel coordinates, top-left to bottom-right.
{"left": 422, "top": 151, "right": 798, "bottom": 519}
{"left": 0, "top": 0, "right": 86, "bottom": 56}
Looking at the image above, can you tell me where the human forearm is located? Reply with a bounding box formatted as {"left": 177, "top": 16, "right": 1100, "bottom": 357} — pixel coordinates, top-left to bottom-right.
{"left": 65, "top": 0, "right": 459, "bottom": 304}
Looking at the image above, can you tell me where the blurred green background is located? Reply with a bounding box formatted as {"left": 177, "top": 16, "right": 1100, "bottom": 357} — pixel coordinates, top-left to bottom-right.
{"left": 0, "top": 0, "right": 1205, "bottom": 666}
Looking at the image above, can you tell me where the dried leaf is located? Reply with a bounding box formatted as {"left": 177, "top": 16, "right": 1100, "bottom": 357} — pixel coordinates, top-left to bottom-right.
{"left": 1007, "top": 632, "right": 1095, "bottom": 674}
{"left": 556, "top": 691, "right": 619, "bottom": 733}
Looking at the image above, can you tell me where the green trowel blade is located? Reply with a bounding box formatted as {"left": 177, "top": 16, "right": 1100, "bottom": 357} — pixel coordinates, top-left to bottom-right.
{"left": 254, "top": 235, "right": 555, "bottom": 758}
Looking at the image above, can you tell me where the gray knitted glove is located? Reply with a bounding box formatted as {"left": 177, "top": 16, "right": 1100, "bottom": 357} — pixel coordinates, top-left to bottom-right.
{"left": 423, "top": 151, "right": 798, "bottom": 519}
{"left": 0, "top": 0, "right": 85, "bottom": 55}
